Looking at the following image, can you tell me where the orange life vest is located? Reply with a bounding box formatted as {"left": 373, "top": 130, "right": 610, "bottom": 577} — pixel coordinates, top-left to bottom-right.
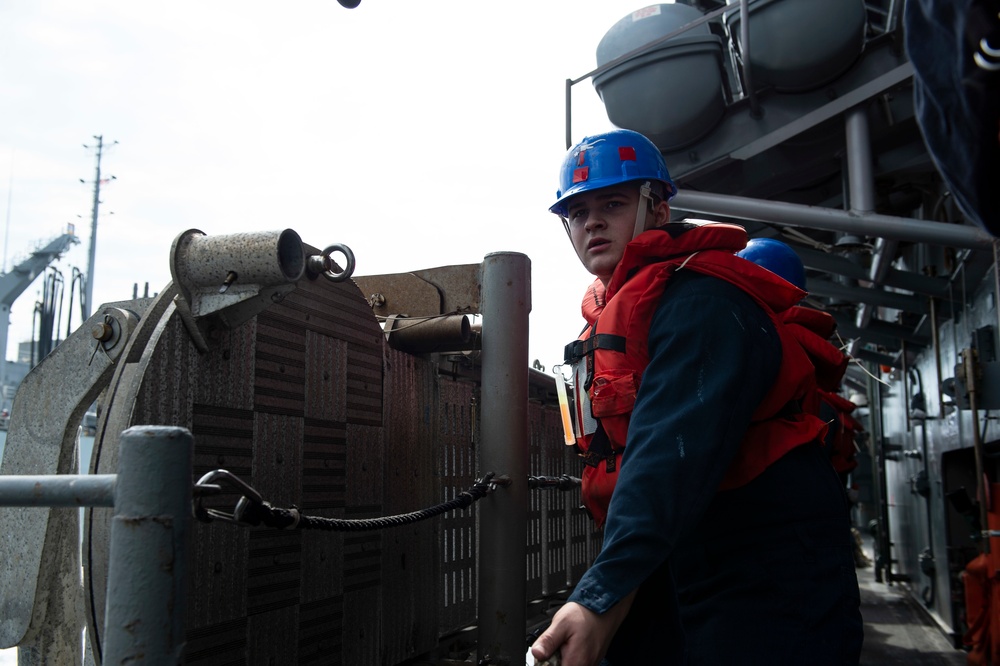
{"left": 564, "top": 221, "right": 829, "bottom": 526}
{"left": 778, "top": 305, "right": 860, "bottom": 473}
{"left": 818, "top": 389, "right": 864, "bottom": 474}
{"left": 962, "top": 482, "right": 1000, "bottom": 664}
{"left": 781, "top": 305, "right": 849, "bottom": 398}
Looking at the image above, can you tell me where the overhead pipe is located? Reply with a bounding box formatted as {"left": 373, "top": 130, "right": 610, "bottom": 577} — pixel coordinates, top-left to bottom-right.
{"left": 670, "top": 191, "right": 995, "bottom": 251}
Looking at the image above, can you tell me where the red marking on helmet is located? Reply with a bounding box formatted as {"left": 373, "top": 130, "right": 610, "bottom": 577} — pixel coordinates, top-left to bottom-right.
{"left": 576, "top": 151, "right": 586, "bottom": 166}
{"left": 619, "top": 146, "right": 636, "bottom": 161}
{"left": 572, "top": 167, "right": 589, "bottom": 183}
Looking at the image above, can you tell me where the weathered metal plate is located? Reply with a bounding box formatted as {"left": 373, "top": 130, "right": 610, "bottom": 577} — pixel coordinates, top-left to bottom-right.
{"left": 85, "top": 253, "right": 396, "bottom": 664}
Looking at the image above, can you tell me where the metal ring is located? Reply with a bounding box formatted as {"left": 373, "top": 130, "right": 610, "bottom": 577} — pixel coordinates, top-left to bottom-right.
{"left": 981, "top": 37, "right": 1000, "bottom": 59}
{"left": 975, "top": 51, "right": 1000, "bottom": 72}
{"left": 321, "top": 244, "right": 356, "bottom": 283}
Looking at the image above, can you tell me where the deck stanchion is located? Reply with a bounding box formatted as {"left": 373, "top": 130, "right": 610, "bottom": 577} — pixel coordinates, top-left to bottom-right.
{"left": 102, "top": 426, "right": 193, "bottom": 665}
{"left": 477, "top": 253, "right": 531, "bottom": 665}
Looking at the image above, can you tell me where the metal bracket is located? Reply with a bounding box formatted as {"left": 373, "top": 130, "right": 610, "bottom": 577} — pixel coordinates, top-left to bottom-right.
{"left": 0, "top": 305, "right": 139, "bottom": 653}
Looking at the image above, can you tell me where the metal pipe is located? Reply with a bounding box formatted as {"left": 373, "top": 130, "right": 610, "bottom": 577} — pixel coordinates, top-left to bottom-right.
{"left": 994, "top": 241, "right": 1000, "bottom": 367}
{"left": 868, "top": 361, "right": 894, "bottom": 583}
{"left": 670, "top": 190, "right": 995, "bottom": 250}
{"left": 846, "top": 107, "right": 875, "bottom": 214}
{"left": 738, "top": 0, "right": 760, "bottom": 117}
{"left": 103, "top": 426, "right": 193, "bottom": 665}
{"left": 930, "top": 297, "right": 945, "bottom": 420}
{"left": 170, "top": 228, "right": 305, "bottom": 290}
{"left": 0, "top": 475, "right": 115, "bottom": 507}
{"left": 902, "top": 340, "right": 910, "bottom": 432}
{"left": 383, "top": 314, "right": 474, "bottom": 354}
{"left": 477, "top": 253, "right": 530, "bottom": 666}
{"left": 869, "top": 238, "right": 899, "bottom": 286}
{"left": 961, "top": 351, "right": 991, "bottom": 555}
{"left": 565, "top": 79, "right": 573, "bottom": 150}
{"left": 845, "top": 104, "right": 891, "bottom": 331}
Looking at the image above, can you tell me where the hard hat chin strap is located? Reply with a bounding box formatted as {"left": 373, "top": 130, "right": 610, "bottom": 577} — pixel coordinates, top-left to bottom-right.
{"left": 632, "top": 181, "right": 654, "bottom": 240}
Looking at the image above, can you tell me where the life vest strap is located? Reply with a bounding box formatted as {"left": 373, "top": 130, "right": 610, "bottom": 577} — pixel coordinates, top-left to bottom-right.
{"left": 564, "top": 333, "right": 627, "bottom": 364}
{"left": 578, "top": 423, "right": 618, "bottom": 472}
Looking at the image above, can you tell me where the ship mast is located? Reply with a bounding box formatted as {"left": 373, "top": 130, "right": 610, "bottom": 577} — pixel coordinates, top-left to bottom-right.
{"left": 82, "top": 136, "right": 115, "bottom": 320}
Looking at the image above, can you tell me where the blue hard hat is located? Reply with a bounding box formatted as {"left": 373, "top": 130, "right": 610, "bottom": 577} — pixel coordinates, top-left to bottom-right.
{"left": 550, "top": 129, "right": 676, "bottom": 217}
{"left": 736, "top": 238, "right": 807, "bottom": 291}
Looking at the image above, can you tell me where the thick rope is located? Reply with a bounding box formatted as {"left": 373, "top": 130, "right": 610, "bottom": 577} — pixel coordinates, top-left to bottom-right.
{"left": 240, "top": 486, "right": 490, "bottom": 532}
{"left": 196, "top": 471, "right": 580, "bottom": 532}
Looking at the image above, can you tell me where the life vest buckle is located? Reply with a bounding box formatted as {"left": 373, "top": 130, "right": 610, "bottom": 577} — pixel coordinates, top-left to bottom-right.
{"left": 578, "top": 450, "right": 618, "bottom": 473}
{"left": 579, "top": 450, "right": 603, "bottom": 468}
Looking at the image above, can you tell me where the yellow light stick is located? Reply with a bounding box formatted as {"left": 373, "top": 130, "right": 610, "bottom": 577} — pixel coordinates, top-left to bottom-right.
{"left": 552, "top": 366, "right": 576, "bottom": 446}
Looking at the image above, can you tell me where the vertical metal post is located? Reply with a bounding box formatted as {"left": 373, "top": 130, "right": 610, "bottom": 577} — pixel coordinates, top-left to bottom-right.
{"left": 845, "top": 104, "right": 881, "bottom": 331}
{"left": 902, "top": 340, "right": 910, "bottom": 433}
{"left": 845, "top": 107, "right": 876, "bottom": 214}
{"left": 930, "top": 296, "right": 945, "bottom": 420}
{"left": 962, "top": 350, "right": 991, "bottom": 555}
{"left": 477, "top": 253, "right": 530, "bottom": 665}
{"left": 738, "top": 0, "right": 760, "bottom": 117}
{"left": 102, "top": 426, "right": 193, "bottom": 665}
{"left": 993, "top": 240, "right": 1000, "bottom": 360}
{"left": 565, "top": 79, "right": 573, "bottom": 150}
{"left": 866, "top": 361, "right": 891, "bottom": 584}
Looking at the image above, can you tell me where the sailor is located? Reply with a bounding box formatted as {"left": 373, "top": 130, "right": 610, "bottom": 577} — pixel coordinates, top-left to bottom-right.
{"left": 530, "top": 129, "right": 864, "bottom": 665}
{"left": 734, "top": 238, "right": 853, "bottom": 459}
{"left": 736, "top": 237, "right": 871, "bottom": 569}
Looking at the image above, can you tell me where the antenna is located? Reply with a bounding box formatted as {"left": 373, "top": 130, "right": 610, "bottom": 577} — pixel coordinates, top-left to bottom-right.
{"left": 3, "top": 154, "right": 11, "bottom": 275}
{"left": 81, "top": 135, "right": 117, "bottom": 320}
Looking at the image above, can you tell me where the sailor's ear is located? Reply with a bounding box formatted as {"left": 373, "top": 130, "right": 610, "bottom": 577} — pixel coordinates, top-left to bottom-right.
{"left": 653, "top": 201, "right": 671, "bottom": 227}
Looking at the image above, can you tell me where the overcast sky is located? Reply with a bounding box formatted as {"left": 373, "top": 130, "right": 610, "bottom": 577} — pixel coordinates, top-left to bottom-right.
{"left": 0, "top": 0, "right": 670, "bottom": 376}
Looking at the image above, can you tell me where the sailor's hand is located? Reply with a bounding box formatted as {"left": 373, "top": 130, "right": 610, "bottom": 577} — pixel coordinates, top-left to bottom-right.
{"left": 529, "top": 593, "right": 635, "bottom": 666}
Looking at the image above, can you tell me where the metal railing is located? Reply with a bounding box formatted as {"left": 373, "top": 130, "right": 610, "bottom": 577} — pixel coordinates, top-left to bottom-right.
{"left": 0, "top": 426, "right": 193, "bottom": 664}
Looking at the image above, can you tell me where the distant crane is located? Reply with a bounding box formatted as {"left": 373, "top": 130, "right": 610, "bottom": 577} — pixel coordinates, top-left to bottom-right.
{"left": 0, "top": 232, "right": 79, "bottom": 387}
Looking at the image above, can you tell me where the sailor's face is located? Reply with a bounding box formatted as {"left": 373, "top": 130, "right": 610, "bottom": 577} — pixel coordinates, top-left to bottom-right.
{"left": 565, "top": 185, "right": 641, "bottom": 285}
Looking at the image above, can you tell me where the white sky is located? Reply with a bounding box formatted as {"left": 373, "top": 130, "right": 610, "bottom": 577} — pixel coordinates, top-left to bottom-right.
{"left": 0, "top": 0, "right": 661, "bottom": 373}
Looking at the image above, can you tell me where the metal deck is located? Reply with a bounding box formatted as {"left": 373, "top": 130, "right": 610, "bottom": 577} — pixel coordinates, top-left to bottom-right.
{"left": 856, "top": 537, "right": 966, "bottom": 666}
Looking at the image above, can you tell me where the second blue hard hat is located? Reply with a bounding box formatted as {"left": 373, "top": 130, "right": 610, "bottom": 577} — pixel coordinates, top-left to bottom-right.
{"left": 736, "top": 238, "right": 807, "bottom": 291}
{"left": 550, "top": 129, "right": 676, "bottom": 217}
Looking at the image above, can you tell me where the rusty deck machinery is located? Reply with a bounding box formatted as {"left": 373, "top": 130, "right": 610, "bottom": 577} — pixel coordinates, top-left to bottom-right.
{"left": 1, "top": 228, "right": 598, "bottom": 665}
